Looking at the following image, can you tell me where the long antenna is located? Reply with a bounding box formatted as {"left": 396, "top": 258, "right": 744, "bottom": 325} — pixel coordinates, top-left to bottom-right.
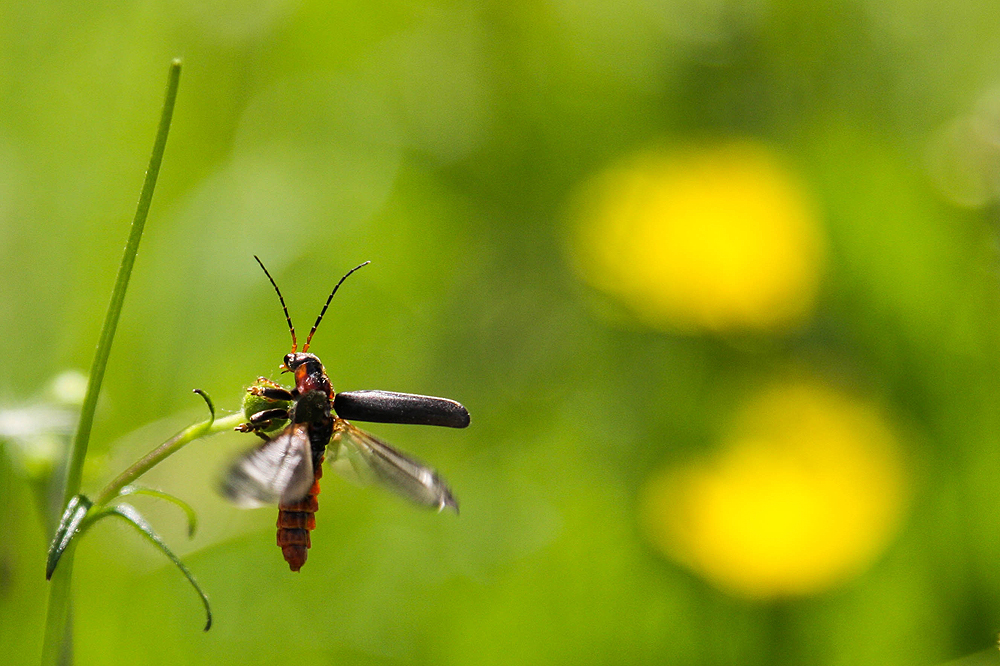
{"left": 303, "top": 260, "right": 371, "bottom": 352}
{"left": 254, "top": 255, "right": 298, "bottom": 353}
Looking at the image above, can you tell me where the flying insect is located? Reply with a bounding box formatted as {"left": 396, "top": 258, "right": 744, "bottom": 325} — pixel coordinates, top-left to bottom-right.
{"left": 223, "top": 257, "right": 468, "bottom": 571}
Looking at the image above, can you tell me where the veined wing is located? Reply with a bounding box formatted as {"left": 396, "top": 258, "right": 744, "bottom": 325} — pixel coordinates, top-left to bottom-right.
{"left": 222, "top": 423, "right": 314, "bottom": 508}
{"left": 332, "top": 419, "right": 458, "bottom": 513}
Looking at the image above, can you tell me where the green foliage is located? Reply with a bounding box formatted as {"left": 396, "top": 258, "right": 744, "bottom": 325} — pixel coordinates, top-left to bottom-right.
{"left": 117, "top": 486, "right": 199, "bottom": 538}
{"left": 89, "top": 503, "right": 211, "bottom": 631}
{"left": 3, "top": 2, "right": 1000, "bottom": 666}
{"left": 39, "top": 60, "right": 219, "bottom": 663}
{"left": 45, "top": 494, "right": 91, "bottom": 580}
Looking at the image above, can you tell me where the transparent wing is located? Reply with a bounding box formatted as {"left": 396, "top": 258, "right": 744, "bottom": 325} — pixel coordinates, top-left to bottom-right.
{"left": 332, "top": 419, "right": 458, "bottom": 513}
{"left": 221, "top": 423, "right": 314, "bottom": 508}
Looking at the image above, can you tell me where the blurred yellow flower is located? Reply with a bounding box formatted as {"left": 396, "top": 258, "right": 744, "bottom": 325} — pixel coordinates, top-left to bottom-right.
{"left": 641, "top": 381, "right": 908, "bottom": 599}
{"left": 568, "top": 140, "right": 824, "bottom": 333}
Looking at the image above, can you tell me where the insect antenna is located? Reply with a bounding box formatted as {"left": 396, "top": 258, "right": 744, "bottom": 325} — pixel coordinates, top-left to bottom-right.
{"left": 302, "top": 260, "right": 371, "bottom": 352}
{"left": 254, "top": 255, "right": 298, "bottom": 353}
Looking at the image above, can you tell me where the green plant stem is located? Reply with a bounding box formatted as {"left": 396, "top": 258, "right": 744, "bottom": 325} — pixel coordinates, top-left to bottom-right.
{"left": 93, "top": 412, "right": 243, "bottom": 507}
{"left": 41, "top": 59, "right": 181, "bottom": 666}
{"left": 60, "top": 59, "right": 181, "bottom": 508}
{"left": 41, "top": 541, "right": 76, "bottom": 665}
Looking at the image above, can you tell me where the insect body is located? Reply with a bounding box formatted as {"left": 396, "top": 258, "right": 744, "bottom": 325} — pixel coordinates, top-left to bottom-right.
{"left": 223, "top": 258, "right": 468, "bottom": 572}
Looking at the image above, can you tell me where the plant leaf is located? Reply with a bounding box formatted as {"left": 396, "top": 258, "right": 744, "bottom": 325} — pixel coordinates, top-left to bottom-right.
{"left": 91, "top": 503, "right": 212, "bottom": 631}
{"left": 118, "top": 485, "right": 199, "bottom": 537}
{"left": 46, "top": 494, "right": 93, "bottom": 579}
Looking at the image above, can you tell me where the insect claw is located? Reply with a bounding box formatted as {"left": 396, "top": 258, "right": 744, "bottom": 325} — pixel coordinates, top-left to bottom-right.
{"left": 248, "top": 385, "right": 295, "bottom": 402}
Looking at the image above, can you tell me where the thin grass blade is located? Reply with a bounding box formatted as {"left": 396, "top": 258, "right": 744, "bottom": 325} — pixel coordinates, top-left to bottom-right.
{"left": 91, "top": 503, "right": 212, "bottom": 631}
{"left": 118, "top": 486, "right": 199, "bottom": 537}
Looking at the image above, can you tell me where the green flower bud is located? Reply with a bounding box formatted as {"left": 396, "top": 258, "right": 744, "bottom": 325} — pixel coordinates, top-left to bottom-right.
{"left": 241, "top": 378, "right": 291, "bottom": 434}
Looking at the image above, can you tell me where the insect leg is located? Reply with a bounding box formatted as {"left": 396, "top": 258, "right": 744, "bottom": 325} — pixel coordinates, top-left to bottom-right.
{"left": 248, "top": 384, "right": 296, "bottom": 402}
{"left": 236, "top": 407, "right": 292, "bottom": 438}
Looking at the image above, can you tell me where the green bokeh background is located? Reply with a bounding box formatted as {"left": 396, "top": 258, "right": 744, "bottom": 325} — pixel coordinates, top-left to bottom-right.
{"left": 3, "top": 1, "right": 1000, "bottom": 664}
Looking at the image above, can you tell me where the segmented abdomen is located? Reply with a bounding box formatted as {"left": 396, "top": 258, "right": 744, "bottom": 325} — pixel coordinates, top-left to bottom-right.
{"left": 276, "top": 460, "right": 323, "bottom": 572}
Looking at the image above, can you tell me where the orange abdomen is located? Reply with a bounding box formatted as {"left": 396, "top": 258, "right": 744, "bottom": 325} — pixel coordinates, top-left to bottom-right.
{"left": 276, "top": 461, "right": 323, "bottom": 572}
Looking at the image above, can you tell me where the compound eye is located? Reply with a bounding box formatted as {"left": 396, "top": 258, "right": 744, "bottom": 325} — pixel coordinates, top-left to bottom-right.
{"left": 283, "top": 353, "right": 294, "bottom": 367}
